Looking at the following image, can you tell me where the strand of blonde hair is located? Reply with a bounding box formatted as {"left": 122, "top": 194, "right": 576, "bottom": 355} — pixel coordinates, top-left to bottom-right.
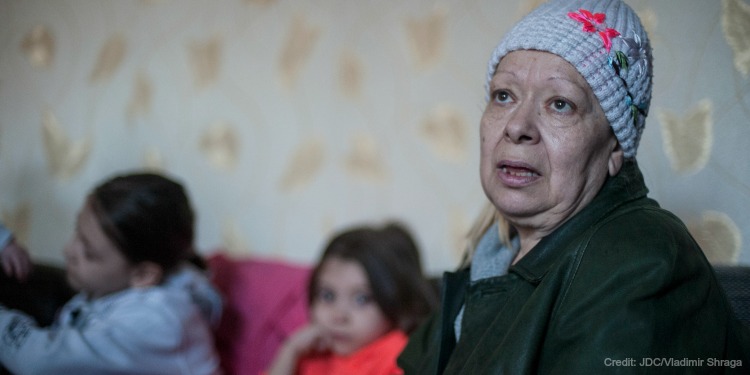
{"left": 459, "top": 201, "right": 513, "bottom": 268}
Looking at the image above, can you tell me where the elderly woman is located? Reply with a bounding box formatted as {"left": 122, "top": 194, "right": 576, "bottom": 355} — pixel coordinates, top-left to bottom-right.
{"left": 398, "top": 0, "right": 750, "bottom": 373}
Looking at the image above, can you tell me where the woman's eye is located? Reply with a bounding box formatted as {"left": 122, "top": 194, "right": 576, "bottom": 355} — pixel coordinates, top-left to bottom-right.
{"left": 492, "top": 90, "right": 512, "bottom": 104}
{"left": 551, "top": 99, "right": 573, "bottom": 113}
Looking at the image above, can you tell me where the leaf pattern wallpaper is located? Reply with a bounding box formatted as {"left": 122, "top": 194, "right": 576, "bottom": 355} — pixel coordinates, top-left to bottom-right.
{"left": 20, "top": 25, "right": 54, "bottom": 68}
{"left": 723, "top": 0, "right": 750, "bottom": 78}
{"left": 0, "top": 0, "right": 748, "bottom": 272}
{"left": 657, "top": 99, "right": 713, "bottom": 175}
{"left": 89, "top": 34, "right": 126, "bottom": 84}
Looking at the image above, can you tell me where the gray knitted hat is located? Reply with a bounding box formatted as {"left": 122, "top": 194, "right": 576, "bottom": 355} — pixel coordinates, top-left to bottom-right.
{"left": 486, "top": 0, "right": 652, "bottom": 159}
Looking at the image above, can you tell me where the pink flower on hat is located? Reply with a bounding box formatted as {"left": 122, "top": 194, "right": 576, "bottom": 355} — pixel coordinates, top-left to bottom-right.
{"left": 568, "top": 9, "right": 620, "bottom": 52}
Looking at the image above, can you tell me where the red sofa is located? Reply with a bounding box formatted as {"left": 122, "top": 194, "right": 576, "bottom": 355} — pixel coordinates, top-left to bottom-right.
{"left": 208, "top": 253, "right": 312, "bottom": 375}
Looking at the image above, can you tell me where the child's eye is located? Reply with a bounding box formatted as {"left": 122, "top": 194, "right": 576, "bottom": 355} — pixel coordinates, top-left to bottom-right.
{"left": 81, "top": 244, "right": 96, "bottom": 261}
{"left": 353, "top": 293, "right": 372, "bottom": 306}
{"left": 318, "top": 289, "right": 335, "bottom": 303}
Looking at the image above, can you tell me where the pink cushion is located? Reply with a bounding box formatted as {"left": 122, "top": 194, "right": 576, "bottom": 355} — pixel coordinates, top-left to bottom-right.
{"left": 208, "top": 252, "right": 311, "bottom": 375}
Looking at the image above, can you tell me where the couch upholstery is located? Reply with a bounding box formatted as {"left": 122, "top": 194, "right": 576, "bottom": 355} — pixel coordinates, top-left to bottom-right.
{"left": 714, "top": 265, "right": 750, "bottom": 327}
{"left": 208, "top": 253, "right": 311, "bottom": 375}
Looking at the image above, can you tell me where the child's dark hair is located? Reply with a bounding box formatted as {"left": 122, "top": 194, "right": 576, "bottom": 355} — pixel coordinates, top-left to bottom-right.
{"left": 307, "top": 221, "right": 438, "bottom": 333}
{"left": 88, "top": 172, "right": 200, "bottom": 273}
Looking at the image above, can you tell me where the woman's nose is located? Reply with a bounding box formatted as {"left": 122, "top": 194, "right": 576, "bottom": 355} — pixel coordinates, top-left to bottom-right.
{"left": 503, "top": 100, "right": 540, "bottom": 144}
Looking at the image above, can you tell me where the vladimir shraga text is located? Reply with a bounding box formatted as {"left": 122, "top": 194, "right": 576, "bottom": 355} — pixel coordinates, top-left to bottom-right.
{"left": 604, "top": 358, "right": 742, "bottom": 369}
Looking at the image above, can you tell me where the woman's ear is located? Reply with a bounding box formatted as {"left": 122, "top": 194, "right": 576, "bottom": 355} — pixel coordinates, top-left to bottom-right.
{"left": 130, "top": 261, "right": 163, "bottom": 288}
{"left": 608, "top": 141, "right": 624, "bottom": 177}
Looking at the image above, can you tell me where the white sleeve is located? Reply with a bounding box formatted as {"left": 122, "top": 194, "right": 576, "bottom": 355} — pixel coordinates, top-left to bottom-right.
{"left": 0, "top": 292, "right": 220, "bottom": 375}
{"left": 0, "top": 306, "right": 117, "bottom": 374}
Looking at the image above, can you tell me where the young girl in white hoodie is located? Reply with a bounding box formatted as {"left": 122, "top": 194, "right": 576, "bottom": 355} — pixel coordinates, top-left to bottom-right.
{"left": 0, "top": 172, "right": 222, "bottom": 375}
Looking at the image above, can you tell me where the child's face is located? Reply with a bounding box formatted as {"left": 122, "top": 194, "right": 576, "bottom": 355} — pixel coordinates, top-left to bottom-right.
{"left": 311, "top": 257, "right": 393, "bottom": 356}
{"left": 63, "top": 200, "right": 137, "bottom": 299}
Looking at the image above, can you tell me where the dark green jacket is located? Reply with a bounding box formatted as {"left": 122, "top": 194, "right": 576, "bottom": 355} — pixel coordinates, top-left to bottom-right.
{"left": 398, "top": 162, "right": 750, "bottom": 374}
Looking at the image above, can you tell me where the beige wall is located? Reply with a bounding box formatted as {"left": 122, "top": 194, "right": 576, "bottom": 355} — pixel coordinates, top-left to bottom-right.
{"left": 0, "top": 0, "right": 748, "bottom": 274}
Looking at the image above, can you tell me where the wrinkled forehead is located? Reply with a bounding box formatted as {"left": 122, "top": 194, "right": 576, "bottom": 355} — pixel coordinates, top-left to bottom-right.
{"left": 492, "top": 50, "right": 590, "bottom": 86}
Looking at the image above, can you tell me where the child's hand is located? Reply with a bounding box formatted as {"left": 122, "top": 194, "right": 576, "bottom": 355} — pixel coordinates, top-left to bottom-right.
{"left": 267, "top": 324, "right": 332, "bottom": 375}
{"left": 284, "top": 324, "right": 332, "bottom": 357}
{"left": 1, "top": 239, "right": 32, "bottom": 282}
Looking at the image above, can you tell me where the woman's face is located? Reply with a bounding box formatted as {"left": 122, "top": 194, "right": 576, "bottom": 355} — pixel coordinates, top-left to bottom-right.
{"left": 311, "top": 257, "right": 392, "bottom": 356}
{"left": 480, "top": 50, "right": 622, "bottom": 235}
{"left": 63, "top": 199, "right": 137, "bottom": 299}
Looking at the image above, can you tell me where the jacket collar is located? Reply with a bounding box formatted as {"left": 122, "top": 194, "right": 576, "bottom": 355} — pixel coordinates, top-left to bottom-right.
{"left": 510, "top": 160, "right": 650, "bottom": 283}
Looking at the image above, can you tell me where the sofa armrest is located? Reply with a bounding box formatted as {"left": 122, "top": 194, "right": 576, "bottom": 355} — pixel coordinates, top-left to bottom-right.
{"left": 713, "top": 265, "right": 750, "bottom": 328}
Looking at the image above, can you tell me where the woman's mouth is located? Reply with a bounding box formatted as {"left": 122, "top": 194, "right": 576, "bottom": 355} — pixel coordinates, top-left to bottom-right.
{"left": 497, "top": 162, "right": 540, "bottom": 186}
{"left": 500, "top": 166, "right": 538, "bottom": 177}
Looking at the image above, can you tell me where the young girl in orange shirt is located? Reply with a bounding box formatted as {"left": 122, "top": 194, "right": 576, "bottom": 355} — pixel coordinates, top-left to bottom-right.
{"left": 266, "top": 222, "right": 437, "bottom": 375}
